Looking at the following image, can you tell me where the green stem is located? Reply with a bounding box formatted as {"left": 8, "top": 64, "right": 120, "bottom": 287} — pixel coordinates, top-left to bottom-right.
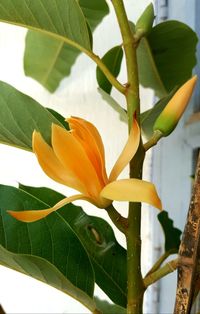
{"left": 111, "top": 0, "right": 139, "bottom": 130}
{"left": 111, "top": 1, "right": 145, "bottom": 313}
{"left": 90, "top": 53, "right": 126, "bottom": 94}
{"left": 145, "top": 250, "right": 176, "bottom": 277}
{"left": 144, "top": 130, "right": 163, "bottom": 151}
{"left": 144, "top": 258, "right": 178, "bottom": 288}
{"left": 2, "top": 22, "right": 126, "bottom": 95}
{"left": 106, "top": 204, "right": 128, "bottom": 234}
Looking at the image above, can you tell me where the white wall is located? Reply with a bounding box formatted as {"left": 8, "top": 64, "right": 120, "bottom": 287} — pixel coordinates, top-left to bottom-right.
{"left": 0, "top": 1, "right": 154, "bottom": 313}
{"left": 152, "top": 1, "right": 198, "bottom": 313}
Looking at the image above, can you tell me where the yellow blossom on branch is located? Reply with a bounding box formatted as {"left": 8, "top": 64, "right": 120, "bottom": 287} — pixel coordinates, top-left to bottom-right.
{"left": 8, "top": 117, "right": 162, "bottom": 222}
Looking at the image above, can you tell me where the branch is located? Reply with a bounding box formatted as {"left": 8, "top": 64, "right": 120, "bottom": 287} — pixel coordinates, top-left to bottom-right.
{"left": 0, "top": 305, "right": 6, "bottom": 314}
{"left": 144, "top": 258, "right": 178, "bottom": 288}
{"left": 144, "top": 130, "right": 163, "bottom": 151}
{"left": 145, "top": 249, "right": 176, "bottom": 277}
{"left": 106, "top": 204, "right": 128, "bottom": 234}
{"left": 174, "top": 152, "right": 200, "bottom": 314}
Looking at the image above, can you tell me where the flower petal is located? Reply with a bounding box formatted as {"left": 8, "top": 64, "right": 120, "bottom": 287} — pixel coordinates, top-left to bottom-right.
{"left": 52, "top": 125, "right": 102, "bottom": 198}
{"left": 67, "top": 117, "right": 108, "bottom": 185}
{"left": 100, "top": 179, "right": 162, "bottom": 210}
{"left": 109, "top": 119, "right": 140, "bottom": 182}
{"left": 7, "top": 194, "right": 88, "bottom": 222}
{"left": 33, "top": 131, "right": 87, "bottom": 194}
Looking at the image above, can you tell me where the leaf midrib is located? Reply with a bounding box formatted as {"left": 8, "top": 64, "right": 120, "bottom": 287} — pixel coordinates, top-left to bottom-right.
{"left": 0, "top": 19, "right": 91, "bottom": 56}
{"left": 18, "top": 188, "right": 127, "bottom": 300}
{"left": 40, "top": 40, "right": 64, "bottom": 85}
{"left": 142, "top": 37, "right": 167, "bottom": 97}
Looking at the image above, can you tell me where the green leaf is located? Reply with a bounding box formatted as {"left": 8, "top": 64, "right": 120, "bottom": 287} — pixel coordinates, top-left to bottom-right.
{"left": 96, "top": 46, "right": 123, "bottom": 94}
{"left": 140, "top": 88, "right": 177, "bottom": 139}
{"left": 137, "top": 21, "right": 198, "bottom": 98}
{"left": 0, "top": 185, "right": 95, "bottom": 303}
{"left": 47, "top": 108, "right": 69, "bottom": 130}
{"left": 0, "top": 0, "right": 91, "bottom": 50}
{"left": 94, "top": 297, "right": 126, "bottom": 314}
{"left": 24, "top": 32, "right": 80, "bottom": 92}
{"left": 78, "top": 0, "right": 109, "bottom": 31}
{"left": 19, "top": 184, "right": 127, "bottom": 307}
{"left": 24, "top": 0, "right": 109, "bottom": 92}
{"left": 98, "top": 88, "right": 128, "bottom": 123}
{"left": 0, "top": 245, "right": 96, "bottom": 312}
{"left": 157, "top": 210, "right": 182, "bottom": 253}
{"left": 0, "top": 81, "right": 62, "bottom": 150}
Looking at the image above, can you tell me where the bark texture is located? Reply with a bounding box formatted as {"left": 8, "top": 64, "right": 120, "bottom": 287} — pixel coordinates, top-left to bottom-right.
{"left": 174, "top": 153, "right": 200, "bottom": 314}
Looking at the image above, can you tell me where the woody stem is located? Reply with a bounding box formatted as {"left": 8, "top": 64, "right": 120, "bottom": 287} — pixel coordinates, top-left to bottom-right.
{"left": 111, "top": 1, "right": 145, "bottom": 313}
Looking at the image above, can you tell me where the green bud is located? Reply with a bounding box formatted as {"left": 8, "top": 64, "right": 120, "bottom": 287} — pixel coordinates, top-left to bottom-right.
{"left": 153, "top": 76, "right": 197, "bottom": 136}
{"left": 135, "top": 3, "right": 155, "bottom": 40}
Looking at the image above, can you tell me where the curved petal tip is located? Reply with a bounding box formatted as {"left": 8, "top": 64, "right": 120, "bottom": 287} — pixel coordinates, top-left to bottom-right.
{"left": 101, "top": 178, "right": 162, "bottom": 210}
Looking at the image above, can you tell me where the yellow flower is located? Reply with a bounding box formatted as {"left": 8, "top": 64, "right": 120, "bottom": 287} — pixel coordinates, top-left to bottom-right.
{"left": 8, "top": 117, "right": 162, "bottom": 222}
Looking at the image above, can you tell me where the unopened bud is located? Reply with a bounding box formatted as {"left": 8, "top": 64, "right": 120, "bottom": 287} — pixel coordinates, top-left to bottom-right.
{"left": 153, "top": 76, "right": 197, "bottom": 136}
{"left": 135, "top": 3, "right": 154, "bottom": 40}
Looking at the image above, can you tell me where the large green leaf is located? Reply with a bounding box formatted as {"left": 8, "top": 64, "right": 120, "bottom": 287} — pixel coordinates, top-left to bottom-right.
{"left": 94, "top": 297, "right": 126, "bottom": 314}
{"left": 157, "top": 210, "right": 182, "bottom": 253}
{"left": 19, "top": 184, "right": 127, "bottom": 307}
{"left": 47, "top": 108, "right": 69, "bottom": 130}
{"left": 96, "top": 45, "right": 123, "bottom": 94}
{"left": 24, "top": 0, "right": 109, "bottom": 92}
{"left": 0, "top": 0, "right": 91, "bottom": 50}
{"left": 0, "top": 185, "right": 95, "bottom": 307}
{"left": 78, "top": 0, "right": 109, "bottom": 31}
{"left": 140, "top": 88, "right": 177, "bottom": 139}
{"left": 0, "top": 245, "right": 96, "bottom": 312}
{"left": 137, "top": 21, "right": 198, "bottom": 98}
{"left": 0, "top": 81, "right": 62, "bottom": 150}
{"left": 24, "top": 33, "right": 80, "bottom": 92}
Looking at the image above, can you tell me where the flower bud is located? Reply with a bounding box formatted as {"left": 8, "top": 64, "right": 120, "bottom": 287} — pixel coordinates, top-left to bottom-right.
{"left": 153, "top": 76, "right": 197, "bottom": 136}
{"left": 135, "top": 3, "right": 154, "bottom": 40}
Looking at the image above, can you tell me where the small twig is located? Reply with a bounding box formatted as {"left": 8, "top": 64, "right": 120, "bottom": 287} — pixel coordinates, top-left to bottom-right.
{"left": 145, "top": 249, "right": 176, "bottom": 277}
{"left": 0, "top": 305, "right": 6, "bottom": 314}
{"left": 174, "top": 152, "right": 200, "bottom": 314}
{"left": 144, "top": 130, "right": 163, "bottom": 151}
{"left": 144, "top": 258, "right": 178, "bottom": 288}
{"left": 106, "top": 204, "right": 128, "bottom": 234}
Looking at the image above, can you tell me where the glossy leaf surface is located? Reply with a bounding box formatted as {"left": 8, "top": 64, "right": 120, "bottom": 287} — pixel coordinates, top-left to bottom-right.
{"left": 19, "top": 184, "right": 128, "bottom": 307}
{"left": 0, "top": 185, "right": 95, "bottom": 301}
{"left": 0, "top": 245, "right": 96, "bottom": 312}
{"left": 0, "top": 0, "right": 91, "bottom": 49}
{"left": 137, "top": 21, "right": 197, "bottom": 98}
{"left": 24, "top": 33, "right": 80, "bottom": 92}
{"left": 96, "top": 46, "right": 123, "bottom": 94}
{"left": 140, "top": 88, "right": 177, "bottom": 139}
{"left": 24, "top": 0, "right": 109, "bottom": 91}
{"left": 47, "top": 108, "right": 69, "bottom": 130}
{"left": 78, "top": 0, "right": 109, "bottom": 31}
{"left": 0, "top": 81, "right": 62, "bottom": 150}
{"left": 94, "top": 297, "right": 126, "bottom": 314}
{"left": 158, "top": 210, "right": 182, "bottom": 253}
